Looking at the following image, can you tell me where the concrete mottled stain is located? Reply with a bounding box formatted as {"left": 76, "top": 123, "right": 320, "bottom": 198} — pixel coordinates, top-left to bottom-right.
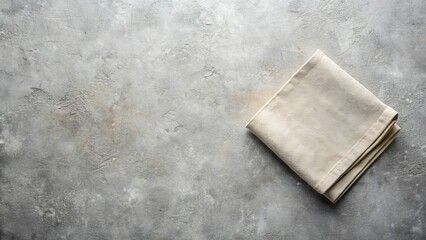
{"left": 0, "top": 0, "right": 425, "bottom": 239}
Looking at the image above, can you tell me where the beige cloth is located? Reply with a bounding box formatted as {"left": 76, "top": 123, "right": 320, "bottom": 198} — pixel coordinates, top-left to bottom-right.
{"left": 246, "top": 50, "right": 400, "bottom": 203}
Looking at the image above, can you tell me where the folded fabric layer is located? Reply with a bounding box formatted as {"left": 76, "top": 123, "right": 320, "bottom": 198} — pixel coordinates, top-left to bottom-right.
{"left": 246, "top": 50, "right": 400, "bottom": 203}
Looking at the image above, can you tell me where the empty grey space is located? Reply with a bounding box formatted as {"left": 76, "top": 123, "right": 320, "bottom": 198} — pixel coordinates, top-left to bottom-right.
{"left": 0, "top": 0, "right": 425, "bottom": 239}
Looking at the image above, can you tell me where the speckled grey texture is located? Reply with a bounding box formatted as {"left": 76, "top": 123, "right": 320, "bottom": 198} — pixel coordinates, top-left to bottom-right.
{"left": 0, "top": 0, "right": 424, "bottom": 239}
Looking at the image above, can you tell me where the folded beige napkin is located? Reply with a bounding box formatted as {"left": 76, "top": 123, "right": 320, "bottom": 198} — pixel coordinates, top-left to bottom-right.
{"left": 246, "top": 50, "right": 400, "bottom": 203}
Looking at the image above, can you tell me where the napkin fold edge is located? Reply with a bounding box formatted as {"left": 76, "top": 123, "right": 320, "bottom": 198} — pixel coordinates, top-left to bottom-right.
{"left": 324, "top": 124, "right": 400, "bottom": 203}
{"left": 245, "top": 49, "right": 324, "bottom": 129}
{"left": 314, "top": 106, "right": 398, "bottom": 194}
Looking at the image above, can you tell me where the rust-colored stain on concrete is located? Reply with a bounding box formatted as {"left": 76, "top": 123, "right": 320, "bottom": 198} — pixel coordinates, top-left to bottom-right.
{"left": 231, "top": 83, "right": 284, "bottom": 123}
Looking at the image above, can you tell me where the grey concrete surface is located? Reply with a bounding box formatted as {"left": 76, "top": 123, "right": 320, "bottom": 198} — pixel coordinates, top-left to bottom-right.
{"left": 0, "top": 0, "right": 425, "bottom": 239}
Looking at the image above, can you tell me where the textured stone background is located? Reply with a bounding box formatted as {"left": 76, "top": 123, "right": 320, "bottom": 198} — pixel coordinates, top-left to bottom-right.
{"left": 0, "top": 0, "right": 425, "bottom": 239}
